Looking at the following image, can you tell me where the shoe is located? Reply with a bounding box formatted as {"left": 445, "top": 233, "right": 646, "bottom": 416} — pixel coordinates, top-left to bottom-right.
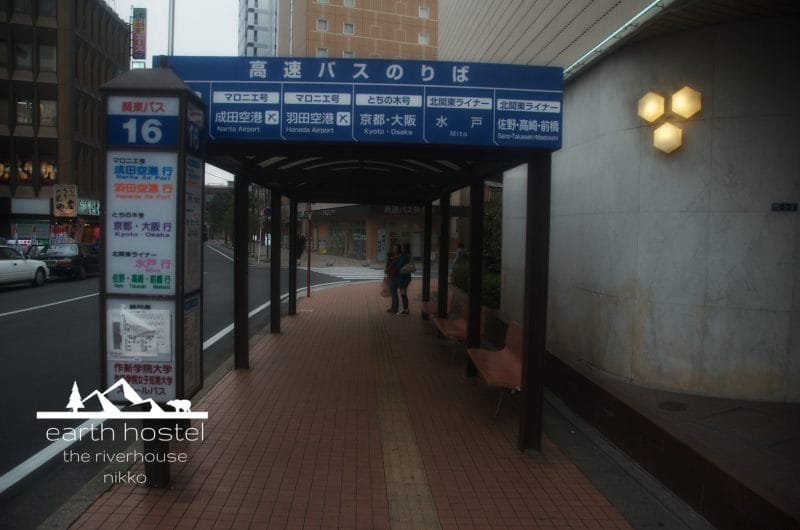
{"left": 386, "top": 308, "right": 398, "bottom": 314}
{"left": 400, "top": 309, "right": 410, "bottom": 315}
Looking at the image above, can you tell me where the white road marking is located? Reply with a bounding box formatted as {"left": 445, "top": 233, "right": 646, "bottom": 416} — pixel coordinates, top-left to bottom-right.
{"left": 0, "top": 293, "right": 99, "bottom": 318}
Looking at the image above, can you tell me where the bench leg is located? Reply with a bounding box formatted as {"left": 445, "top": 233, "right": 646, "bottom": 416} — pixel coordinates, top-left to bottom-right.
{"left": 493, "top": 390, "right": 506, "bottom": 420}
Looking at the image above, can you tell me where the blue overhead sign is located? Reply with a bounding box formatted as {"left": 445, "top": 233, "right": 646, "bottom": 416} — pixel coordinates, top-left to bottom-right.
{"left": 160, "top": 57, "right": 563, "bottom": 149}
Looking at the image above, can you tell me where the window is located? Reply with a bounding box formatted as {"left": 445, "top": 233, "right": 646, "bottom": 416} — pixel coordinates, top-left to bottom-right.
{"left": 0, "top": 40, "right": 7, "bottom": 67}
{"left": 316, "top": 19, "right": 328, "bottom": 31}
{"left": 12, "top": 0, "right": 31, "bottom": 14}
{"left": 39, "top": 99, "right": 57, "bottom": 126}
{"left": 342, "top": 50, "right": 354, "bottom": 58}
{"left": 343, "top": 0, "right": 355, "bottom": 6}
{"left": 343, "top": 22, "right": 354, "bottom": 35}
{"left": 0, "top": 158, "right": 11, "bottom": 183}
{"left": 14, "top": 42, "right": 32, "bottom": 70}
{"left": 17, "top": 158, "right": 33, "bottom": 182}
{"left": 316, "top": 47, "right": 328, "bottom": 58}
{"left": 418, "top": 31, "right": 429, "bottom": 45}
{"left": 39, "top": 44, "right": 56, "bottom": 72}
{"left": 40, "top": 159, "right": 57, "bottom": 183}
{"left": 38, "top": 0, "right": 55, "bottom": 17}
{"left": 419, "top": 6, "right": 430, "bottom": 18}
{"left": 16, "top": 98, "right": 33, "bottom": 124}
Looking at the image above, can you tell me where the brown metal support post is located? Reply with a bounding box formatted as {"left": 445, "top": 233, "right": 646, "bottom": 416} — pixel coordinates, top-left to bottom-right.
{"left": 233, "top": 174, "right": 249, "bottom": 369}
{"left": 288, "top": 199, "right": 298, "bottom": 315}
{"left": 270, "top": 190, "right": 281, "bottom": 333}
{"left": 306, "top": 203, "right": 312, "bottom": 298}
{"left": 422, "top": 202, "right": 432, "bottom": 310}
{"left": 519, "top": 155, "right": 551, "bottom": 452}
{"left": 437, "top": 193, "right": 450, "bottom": 318}
{"left": 466, "top": 180, "right": 484, "bottom": 376}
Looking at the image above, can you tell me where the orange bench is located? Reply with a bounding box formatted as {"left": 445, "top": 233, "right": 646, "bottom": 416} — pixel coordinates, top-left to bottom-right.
{"left": 431, "top": 289, "right": 465, "bottom": 340}
{"left": 467, "top": 320, "right": 523, "bottom": 417}
{"left": 421, "top": 288, "right": 454, "bottom": 320}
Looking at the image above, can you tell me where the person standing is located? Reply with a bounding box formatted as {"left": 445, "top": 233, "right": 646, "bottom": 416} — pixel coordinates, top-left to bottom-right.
{"left": 385, "top": 243, "right": 401, "bottom": 313}
{"left": 394, "top": 244, "right": 413, "bottom": 315}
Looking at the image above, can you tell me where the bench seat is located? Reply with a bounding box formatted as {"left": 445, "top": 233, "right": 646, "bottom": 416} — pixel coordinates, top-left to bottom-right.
{"left": 467, "top": 320, "right": 524, "bottom": 417}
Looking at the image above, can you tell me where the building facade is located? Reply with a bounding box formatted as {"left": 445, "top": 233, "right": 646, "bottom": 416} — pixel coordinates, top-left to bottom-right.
{"left": 239, "top": 0, "right": 279, "bottom": 57}
{"left": 0, "top": 0, "right": 130, "bottom": 243}
{"left": 239, "top": 0, "right": 437, "bottom": 59}
{"left": 439, "top": 0, "right": 800, "bottom": 402}
{"left": 239, "top": 0, "right": 439, "bottom": 262}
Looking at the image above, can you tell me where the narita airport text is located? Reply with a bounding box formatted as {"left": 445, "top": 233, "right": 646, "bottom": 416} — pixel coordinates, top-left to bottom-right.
{"left": 46, "top": 422, "right": 205, "bottom": 443}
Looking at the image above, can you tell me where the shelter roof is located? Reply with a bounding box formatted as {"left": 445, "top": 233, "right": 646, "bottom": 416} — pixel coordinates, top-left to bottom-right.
{"left": 206, "top": 141, "right": 532, "bottom": 205}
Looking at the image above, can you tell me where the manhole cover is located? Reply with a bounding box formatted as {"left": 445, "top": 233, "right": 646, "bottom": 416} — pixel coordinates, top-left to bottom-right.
{"left": 659, "top": 401, "right": 688, "bottom": 412}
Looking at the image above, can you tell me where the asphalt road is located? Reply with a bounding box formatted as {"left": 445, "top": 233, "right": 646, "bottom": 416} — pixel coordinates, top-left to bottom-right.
{"left": 0, "top": 243, "right": 342, "bottom": 528}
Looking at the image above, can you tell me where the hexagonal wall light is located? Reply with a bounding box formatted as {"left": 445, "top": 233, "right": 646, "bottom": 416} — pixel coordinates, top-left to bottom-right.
{"left": 637, "top": 91, "right": 665, "bottom": 122}
{"left": 671, "top": 86, "right": 702, "bottom": 119}
{"left": 653, "top": 122, "right": 682, "bottom": 153}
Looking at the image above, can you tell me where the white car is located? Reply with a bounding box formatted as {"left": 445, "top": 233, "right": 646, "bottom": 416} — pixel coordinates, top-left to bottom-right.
{"left": 0, "top": 245, "right": 50, "bottom": 287}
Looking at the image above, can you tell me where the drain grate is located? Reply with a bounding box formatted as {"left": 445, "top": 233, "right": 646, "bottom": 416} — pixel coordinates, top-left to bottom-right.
{"left": 659, "top": 400, "right": 688, "bottom": 412}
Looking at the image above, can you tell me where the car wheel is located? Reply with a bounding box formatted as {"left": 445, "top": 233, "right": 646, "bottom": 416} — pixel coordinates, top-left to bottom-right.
{"left": 76, "top": 265, "right": 87, "bottom": 280}
{"left": 32, "top": 267, "right": 46, "bottom": 287}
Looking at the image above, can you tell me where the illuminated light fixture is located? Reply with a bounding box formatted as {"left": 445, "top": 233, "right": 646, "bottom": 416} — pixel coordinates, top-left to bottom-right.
{"left": 671, "top": 85, "right": 702, "bottom": 119}
{"left": 638, "top": 91, "right": 665, "bottom": 122}
{"left": 653, "top": 122, "right": 682, "bottom": 153}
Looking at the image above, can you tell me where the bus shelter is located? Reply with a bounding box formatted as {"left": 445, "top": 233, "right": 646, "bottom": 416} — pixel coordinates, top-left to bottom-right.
{"left": 102, "top": 56, "right": 563, "bottom": 452}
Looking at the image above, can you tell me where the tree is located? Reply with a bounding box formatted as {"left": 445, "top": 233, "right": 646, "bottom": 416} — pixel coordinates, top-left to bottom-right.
{"left": 206, "top": 190, "right": 233, "bottom": 243}
{"left": 66, "top": 381, "right": 83, "bottom": 413}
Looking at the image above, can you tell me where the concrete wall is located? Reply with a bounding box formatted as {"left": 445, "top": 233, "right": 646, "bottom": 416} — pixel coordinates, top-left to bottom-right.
{"left": 542, "top": 17, "right": 800, "bottom": 401}
{"left": 501, "top": 164, "right": 526, "bottom": 320}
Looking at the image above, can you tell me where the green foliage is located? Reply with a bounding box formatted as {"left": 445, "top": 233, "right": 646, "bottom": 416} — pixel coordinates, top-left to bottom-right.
{"left": 450, "top": 264, "right": 501, "bottom": 309}
{"left": 207, "top": 190, "right": 233, "bottom": 242}
{"left": 483, "top": 199, "right": 502, "bottom": 274}
{"left": 481, "top": 273, "right": 501, "bottom": 309}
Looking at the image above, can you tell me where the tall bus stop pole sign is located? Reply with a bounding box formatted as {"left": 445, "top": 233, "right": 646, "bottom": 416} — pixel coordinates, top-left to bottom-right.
{"left": 160, "top": 57, "right": 563, "bottom": 150}
{"left": 101, "top": 72, "right": 205, "bottom": 404}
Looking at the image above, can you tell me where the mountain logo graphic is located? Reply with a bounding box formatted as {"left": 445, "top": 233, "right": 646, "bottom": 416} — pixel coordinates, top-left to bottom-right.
{"left": 36, "top": 379, "right": 208, "bottom": 420}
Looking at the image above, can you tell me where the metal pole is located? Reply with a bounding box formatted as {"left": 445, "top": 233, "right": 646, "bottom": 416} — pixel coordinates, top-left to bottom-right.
{"left": 234, "top": 175, "right": 249, "bottom": 369}
{"left": 270, "top": 191, "right": 281, "bottom": 333}
{"left": 288, "top": 199, "right": 298, "bottom": 315}
{"left": 466, "top": 180, "right": 484, "bottom": 376}
{"left": 422, "top": 202, "right": 432, "bottom": 306}
{"left": 437, "top": 193, "right": 450, "bottom": 318}
{"left": 519, "top": 156, "right": 551, "bottom": 452}
{"left": 167, "top": 0, "right": 175, "bottom": 56}
{"left": 306, "top": 203, "right": 312, "bottom": 298}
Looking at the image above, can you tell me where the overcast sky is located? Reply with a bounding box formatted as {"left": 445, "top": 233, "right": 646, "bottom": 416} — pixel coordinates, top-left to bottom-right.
{"left": 108, "top": 1, "right": 239, "bottom": 184}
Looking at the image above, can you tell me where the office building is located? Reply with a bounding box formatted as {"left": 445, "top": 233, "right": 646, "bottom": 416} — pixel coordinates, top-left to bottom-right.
{"left": 0, "top": 0, "right": 130, "bottom": 242}
{"left": 239, "top": 0, "right": 437, "bottom": 59}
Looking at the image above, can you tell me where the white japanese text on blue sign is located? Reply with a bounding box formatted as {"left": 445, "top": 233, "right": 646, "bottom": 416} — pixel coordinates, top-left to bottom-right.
{"left": 162, "top": 57, "right": 563, "bottom": 149}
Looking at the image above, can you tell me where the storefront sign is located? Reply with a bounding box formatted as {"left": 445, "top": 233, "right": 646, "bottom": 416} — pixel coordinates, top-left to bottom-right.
{"left": 54, "top": 184, "right": 78, "bottom": 217}
{"left": 131, "top": 8, "right": 147, "bottom": 61}
{"left": 78, "top": 199, "right": 101, "bottom": 216}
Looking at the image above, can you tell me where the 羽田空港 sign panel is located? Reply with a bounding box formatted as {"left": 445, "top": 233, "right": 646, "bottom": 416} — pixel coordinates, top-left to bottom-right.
{"left": 161, "top": 57, "right": 563, "bottom": 149}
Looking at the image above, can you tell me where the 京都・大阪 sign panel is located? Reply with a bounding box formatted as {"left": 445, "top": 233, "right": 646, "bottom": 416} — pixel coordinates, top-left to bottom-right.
{"left": 160, "top": 57, "right": 563, "bottom": 149}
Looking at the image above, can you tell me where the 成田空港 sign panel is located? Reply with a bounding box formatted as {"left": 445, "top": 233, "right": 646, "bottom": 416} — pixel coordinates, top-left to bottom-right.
{"left": 162, "top": 57, "right": 563, "bottom": 149}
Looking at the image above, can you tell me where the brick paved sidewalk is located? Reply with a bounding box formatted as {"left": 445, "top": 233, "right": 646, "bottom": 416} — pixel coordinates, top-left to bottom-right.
{"left": 70, "top": 282, "right": 630, "bottom": 529}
